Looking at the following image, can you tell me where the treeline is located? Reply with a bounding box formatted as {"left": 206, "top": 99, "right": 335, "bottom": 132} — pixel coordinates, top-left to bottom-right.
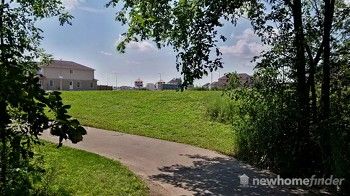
{"left": 109, "top": 0, "right": 350, "bottom": 193}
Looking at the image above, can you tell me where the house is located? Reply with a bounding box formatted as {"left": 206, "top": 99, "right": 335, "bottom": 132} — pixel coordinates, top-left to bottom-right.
{"left": 38, "top": 60, "right": 97, "bottom": 91}
{"left": 168, "top": 78, "right": 182, "bottom": 85}
{"left": 238, "top": 73, "right": 253, "bottom": 87}
{"left": 156, "top": 78, "right": 181, "bottom": 90}
{"left": 146, "top": 83, "right": 156, "bottom": 90}
{"left": 209, "top": 81, "right": 221, "bottom": 89}
{"left": 160, "top": 84, "right": 179, "bottom": 90}
{"left": 118, "top": 86, "right": 133, "bottom": 90}
{"left": 97, "top": 85, "right": 113, "bottom": 90}
{"left": 155, "top": 80, "right": 165, "bottom": 89}
{"left": 205, "top": 73, "right": 253, "bottom": 89}
{"left": 134, "top": 78, "right": 144, "bottom": 88}
{"left": 202, "top": 83, "right": 211, "bottom": 89}
{"left": 218, "top": 75, "right": 230, "bottom": 87}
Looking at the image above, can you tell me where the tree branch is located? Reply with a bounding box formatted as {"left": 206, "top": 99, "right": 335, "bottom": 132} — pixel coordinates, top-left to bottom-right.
{"left": 305, "top": 41, "right": 324, "bottom": 66}
{"left": 283, "top": 0, "right": 293, "bottom": 7}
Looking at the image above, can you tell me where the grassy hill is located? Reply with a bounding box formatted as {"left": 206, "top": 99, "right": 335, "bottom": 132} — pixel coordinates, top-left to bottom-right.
{"left": 35, "top": 142, "right": 148, "bottom": 195}
{"left": 60, "top": 90, "right": 234, "bottom": 155}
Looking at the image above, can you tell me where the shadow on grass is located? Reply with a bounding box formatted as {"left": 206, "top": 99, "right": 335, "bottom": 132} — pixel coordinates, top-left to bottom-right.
{"left": 150, "top": 154, "right": 306, "bottom": 195}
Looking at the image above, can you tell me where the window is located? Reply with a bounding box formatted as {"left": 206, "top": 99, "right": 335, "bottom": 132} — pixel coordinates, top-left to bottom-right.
{"left": 49, "top": 80, "right": 54, "bottom": 87}
{"left": 77, "top": 82, "right": 80, "bottom": 88}
{"left": 90, "top": 83, "right": 93, "bottom": 88}
{"left": 70, "top": 70, "right": 73, "bottom": 74}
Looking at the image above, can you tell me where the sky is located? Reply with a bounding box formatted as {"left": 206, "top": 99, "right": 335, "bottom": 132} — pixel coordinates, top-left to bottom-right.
{"left": 38, "top": 0, "right": 265, "bottom": 87}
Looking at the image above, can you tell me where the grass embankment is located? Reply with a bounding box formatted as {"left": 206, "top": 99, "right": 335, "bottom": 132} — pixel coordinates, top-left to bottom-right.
{"left": 60, "top": 91, "right": 234, "bottom": 155}
{"left": 35, "top": 142, "right": 148, "bottom": 195}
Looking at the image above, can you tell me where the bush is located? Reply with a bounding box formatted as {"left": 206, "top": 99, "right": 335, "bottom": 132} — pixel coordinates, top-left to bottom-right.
{"left": 206, "top": 95, "right": 240, "bottom": 125}
{"left": 206, "top": 70, "right": 350, "bottom": 193}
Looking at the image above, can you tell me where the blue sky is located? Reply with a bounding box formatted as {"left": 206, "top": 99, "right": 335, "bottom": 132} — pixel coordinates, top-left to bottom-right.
{"left": 38, "top": 0, "right": 265, "bottom": 86}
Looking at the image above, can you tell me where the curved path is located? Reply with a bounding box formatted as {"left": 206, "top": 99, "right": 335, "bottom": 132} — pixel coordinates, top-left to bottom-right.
{"left": 42, "top": 127, "right": 306, "bottom": 196}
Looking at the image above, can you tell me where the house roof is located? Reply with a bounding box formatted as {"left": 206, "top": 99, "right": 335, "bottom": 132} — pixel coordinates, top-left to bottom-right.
{"left": 42, "top": 60, "right": 94, "bottom": 71}
{"left": 202, "top": 83, "right": 210, "bottom": 87}
{"left": 135, "top": 78, "right": 143, "bottom": 82}
{"left": 218, "top": 73, "right": 252, "bottom": 80}
{"left": 218, "top": 75, "right": 229, "bottom": 80}
{"left": 168, "top": 78, "right": 182, "bottom": 84}
{"left": 238, "top": 73, "right": 251, "bottom": 78}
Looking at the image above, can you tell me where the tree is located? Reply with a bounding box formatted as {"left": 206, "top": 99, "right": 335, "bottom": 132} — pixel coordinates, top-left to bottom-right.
{"left": 0, "top": 0, "right": 86, "bottom": 194}
{"left": 109, "top": 0, "right": 350, "bottom": 192}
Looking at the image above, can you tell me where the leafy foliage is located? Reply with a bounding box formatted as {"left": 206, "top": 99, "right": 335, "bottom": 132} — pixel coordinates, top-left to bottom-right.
{"left": 0, "top": 0, "right": 86, "bottom": 194}
{"left": 112, "top": 0, "right": 350, "bottom": 193}
{"left": 107, "top": 0, "right": 257, "bottom": 87}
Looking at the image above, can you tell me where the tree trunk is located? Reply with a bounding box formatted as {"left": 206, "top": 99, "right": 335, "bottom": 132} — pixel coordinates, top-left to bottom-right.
{"left": 309, "top": 62, "right": 317, "bottom": 121}
{"left": 0, "top": 0, "right": 9, "bottom": 192}
{"left": 320, "top": 0, "right": 335, "bottom": 175}
{"left": 306, "top": 43, "right": 323, "bottom": 122}
{"left": 291, "top": 0, "right": 310, "bottom": 172}
{"left": 321, "top": 0, "right": 334, "bottom": 119}
{"left": 0, "top": 0, "right": 6, "bottom": 191}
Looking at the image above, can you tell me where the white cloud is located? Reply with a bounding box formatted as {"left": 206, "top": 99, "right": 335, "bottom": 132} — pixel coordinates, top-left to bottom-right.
{"left": 116, "top": 35, "right": 156, "bottom": 53}
{"left": 127, "top": 41, "right": 156, "bottom": 52}
{"left": 100, "top": 51, "right": 113, "bottom": 56}
{"left": 221, "top": 28, "right": 266, "bottom": 58}
{"left": 61, "top": 0, "right": 103, "bottom": 13}
{"left": 61, "top": 0, "right": 84, "bottom": 10}
{"left": 231, "top": 28, "right": 256, "bottom": 41}
{"left": 126, "top": 60, "right": 141, "bottom": 66}
{"left": 78, "top": 6, "right": 104, "bottom": 13}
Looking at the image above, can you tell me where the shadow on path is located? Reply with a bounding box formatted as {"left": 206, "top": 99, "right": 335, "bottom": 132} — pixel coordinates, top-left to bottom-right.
{"left": 151, "top": 154, "right": 306, "bottom": 195}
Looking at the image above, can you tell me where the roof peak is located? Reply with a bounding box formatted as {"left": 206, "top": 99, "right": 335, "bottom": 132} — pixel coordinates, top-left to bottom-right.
{"left": 44, "top": 60, "right": 94, "bottom": 71}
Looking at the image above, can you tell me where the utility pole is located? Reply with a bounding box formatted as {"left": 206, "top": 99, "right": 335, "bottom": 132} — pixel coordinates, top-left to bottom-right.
{"left": 158, "top": 73, "right": 162, "bottom": 81}
{"left": 113, "top": 72, "right": 118, "bottom": 90}
{"left": 210, "top": 72, "right": 213, "bottom": 90}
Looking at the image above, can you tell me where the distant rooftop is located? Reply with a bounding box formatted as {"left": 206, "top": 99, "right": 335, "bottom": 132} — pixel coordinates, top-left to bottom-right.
{"left": 135, "top": 78, "right": 143, "bottom": 82}
{"left": 219, "top": 73, "right": 252, "bottom": 80}
{"left": 168, "top": 78, "right": 182, "bottom": 85}
{"left": 42, "top": 60, "right": 94, "bottom": 71}
{"left": 218, "top": 75, "right": 229, "bottom": 80}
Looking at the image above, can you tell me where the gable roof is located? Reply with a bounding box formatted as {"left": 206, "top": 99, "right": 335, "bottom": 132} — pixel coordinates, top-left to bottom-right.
{"left": 42, "top": 60, "right": 94, "bottom": 71}
{"left": 238, "top": 73, "right": 251, "bottom": 78}
{"left": 218, "top": 74, "right": 229, "bottom": 80}
{"left": 135, "top": 78, "right": 143, "bottom": 82}
{"left": 168, "top": 78, "right": 182, "bottom": 84}
{"left": 218, "top": 73, "right": 252, "bottom": 80}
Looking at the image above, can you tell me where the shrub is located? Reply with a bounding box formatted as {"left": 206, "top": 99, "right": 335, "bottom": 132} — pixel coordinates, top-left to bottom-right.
{"left": 206, "top": 72, "right": 350, "bottom": 193}
{"left": 206, "top": 95, "right": 240, "bottom": 125}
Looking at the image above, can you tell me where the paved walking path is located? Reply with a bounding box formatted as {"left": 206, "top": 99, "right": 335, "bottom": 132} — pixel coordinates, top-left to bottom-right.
{"left": 42, "top": 127, "right": 306, "bottom": 196}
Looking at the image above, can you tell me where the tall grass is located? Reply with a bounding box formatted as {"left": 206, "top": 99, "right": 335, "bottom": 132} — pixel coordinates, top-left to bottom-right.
{"left": 206, "top": 87, "right": 350, "bottom": 193}
{"left": 206, "top": 95, "right": 240, "bottom": 125}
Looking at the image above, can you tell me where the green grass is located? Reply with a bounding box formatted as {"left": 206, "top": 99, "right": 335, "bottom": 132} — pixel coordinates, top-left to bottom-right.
{"left": 35, "top": 142, "right": 148, "bottom": 195}
{"left": 60, "top": 90, "right": 234, "bottom": 155}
